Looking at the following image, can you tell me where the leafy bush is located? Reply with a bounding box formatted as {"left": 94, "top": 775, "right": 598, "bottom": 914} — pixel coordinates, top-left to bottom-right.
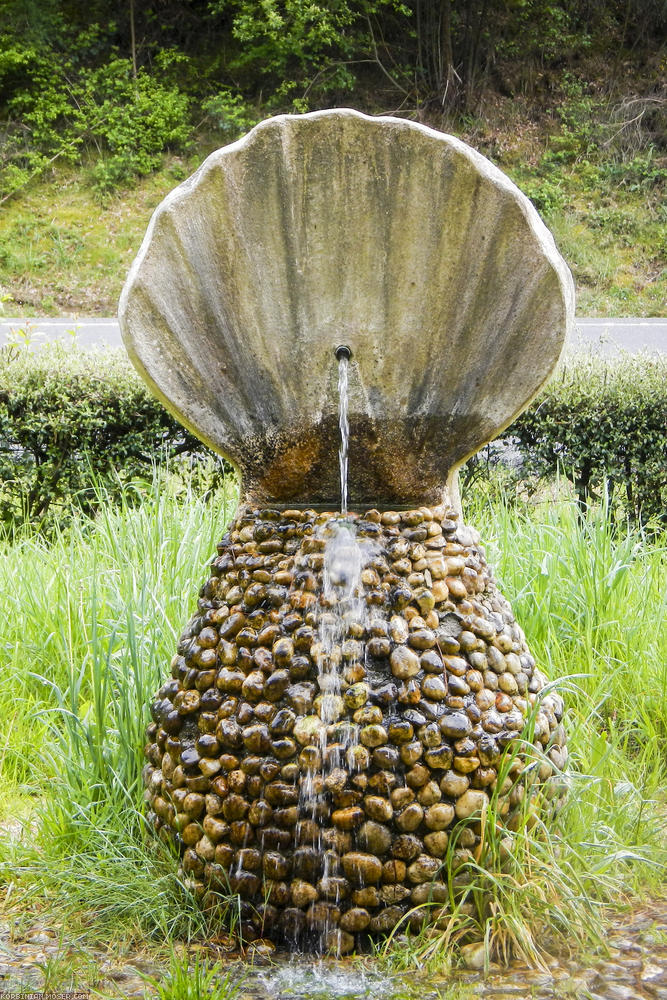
{"left": 518, "top": 176, "right": 567, "bottom": 217}
{"left": 206, "top": 0, "right": 380, "bottom": 109}
{"left": 200, "top": 89, "right": 258, "bottom": 140}
{"left": 0, "top": 343, "right": 226, "bottom": 532}
{"left": 509, "top": 353, "right": 667, "bottom": 524}
{"left": 81, "top": 60, "right": 192, "bottom": 193}
{"left": 0, "top": 40, "right": 191, "bottom": 199}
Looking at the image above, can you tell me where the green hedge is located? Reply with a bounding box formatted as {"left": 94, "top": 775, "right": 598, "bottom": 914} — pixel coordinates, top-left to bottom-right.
{"left": 1, "top": 344, "right": 665, "bottom": 531}
{"left": 510, "top": 353, "right": 666, "bottom": 525}
{"left": 0, "top": 344, "right": 223, "bottom": 531}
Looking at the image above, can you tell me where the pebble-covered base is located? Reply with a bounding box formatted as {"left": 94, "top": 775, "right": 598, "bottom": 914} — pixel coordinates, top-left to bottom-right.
{"left": 143, "top": 504, "right": 567, "bottom": 953}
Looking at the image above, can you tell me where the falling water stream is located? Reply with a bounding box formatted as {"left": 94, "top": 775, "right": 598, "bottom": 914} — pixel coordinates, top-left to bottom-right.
{"left": 337, "top": 350, "right": 349, "bottom": 517}
{"left": 292, "top": 348, "right": 372, "bottom": 951}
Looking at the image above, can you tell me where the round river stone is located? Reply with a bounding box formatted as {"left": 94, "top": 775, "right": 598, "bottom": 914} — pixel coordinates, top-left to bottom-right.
{"left": 143, "top": 505, "right": 567, "bottom": 954}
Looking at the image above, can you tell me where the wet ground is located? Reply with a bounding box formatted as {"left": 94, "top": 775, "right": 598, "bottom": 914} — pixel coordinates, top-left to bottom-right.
{"left": 0, "top": 899, "right": 665, "bottom": 1000}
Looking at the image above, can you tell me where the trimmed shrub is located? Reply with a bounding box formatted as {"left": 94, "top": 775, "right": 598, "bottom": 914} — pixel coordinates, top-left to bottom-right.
{"left": 0, "top": 344, "right": 664, "bottom": 531}
{"left": 0, "top": 344, "right": 225, "bottom": 531}
{"left": 510, "top": 353, "right": 666, "bottom": 525}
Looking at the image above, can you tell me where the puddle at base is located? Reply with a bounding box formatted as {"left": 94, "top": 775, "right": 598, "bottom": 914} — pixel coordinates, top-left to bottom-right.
{"left": 252, "top": 957, "right": 395, "bottom": 999}
{"left": 240, "top": 955, "right": 456, "bottom": 1000}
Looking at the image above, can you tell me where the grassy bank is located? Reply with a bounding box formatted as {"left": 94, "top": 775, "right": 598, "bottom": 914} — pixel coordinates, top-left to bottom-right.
{"left": 0, "top": 157, "right": 198, "bottom": 316}
{"left": 0, "top": 87, "right": 664, "bottom": 318}
{"left": 0, "top": 477, "right": 664, "bottom": 976}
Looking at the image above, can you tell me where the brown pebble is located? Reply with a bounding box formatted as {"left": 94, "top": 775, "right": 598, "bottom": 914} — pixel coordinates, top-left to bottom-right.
{"left": 395, "top": 802, "right": 424, "bottom": 832}
{"left": 351, "top": 886, "right": 381, "bottom": 907}
{"left": 423, "top": 831, "right": 449, "bottom": 857}
{"left": 407, "top": 854, "right": 442, "bottom": 883}
{"left": 425, "top": 802, "right": 455, "bottom": 830}
{"left": 318, "top": 876, "right": 350, "bottom": 901}
{"left": 360, "top": 724, "right": 388, "bottom": 748}
{"left": 331, "top": 806, "right": 364, "bottom": 829}
{"left": 342, "top": 851, "right": 383, "bottom": 886}
{"left": 422, "top": 675, "right": 447, "bottom": 700}
{"left": 340, "top": 907, "right": 370, "bottom": 932}
{"left": 369, "top": 906, "right": 407, "bottom": 933}
{"left": 382, "top": 859, "right": 407, "bottom": 883}
{"left": 357, "top": 821, "right": 392, "bottom": 855}
{"left": 390, "top": 645, "right": 421, "bottom": 679}
{"left": 363, "top": 795, "right": 393, "bottom": 822}
{"left": 290, "top": 879, "right": 319, "bottom": 907}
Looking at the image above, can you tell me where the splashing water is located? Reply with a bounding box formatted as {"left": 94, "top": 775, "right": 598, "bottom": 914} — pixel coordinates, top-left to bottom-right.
{"left": 318, "top": 521, "right": 368, "bottom": 726}
{"left": 337, "top": 352, "right": 349, "bottom": 516}
{"left": 252, "top": 956, "right": 406, "bottom": 999}
{"left": 293, "top": 519, "right": 376, "bottom": 949}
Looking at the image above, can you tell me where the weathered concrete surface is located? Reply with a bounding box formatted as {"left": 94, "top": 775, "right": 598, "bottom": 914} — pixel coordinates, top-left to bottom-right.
{"left": 119, "top": 109, "right": 574, "bottom": 507}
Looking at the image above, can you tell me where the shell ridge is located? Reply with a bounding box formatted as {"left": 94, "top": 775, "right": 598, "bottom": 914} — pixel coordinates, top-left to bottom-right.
{"left": 128, "top": 281, "right": 249, "bottom": 452}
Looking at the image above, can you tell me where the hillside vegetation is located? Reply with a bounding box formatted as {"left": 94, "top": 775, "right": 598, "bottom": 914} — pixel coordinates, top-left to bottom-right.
{"left": 0, "top": 0, "right": 664, "bottom": 316}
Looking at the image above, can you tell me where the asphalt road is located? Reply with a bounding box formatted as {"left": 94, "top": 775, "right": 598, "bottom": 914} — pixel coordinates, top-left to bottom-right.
{"left": 566, "top": 317, "right": 667, "bottom": 355}
{"left": 0, "top": 316, "right": 665, "bottom": 354}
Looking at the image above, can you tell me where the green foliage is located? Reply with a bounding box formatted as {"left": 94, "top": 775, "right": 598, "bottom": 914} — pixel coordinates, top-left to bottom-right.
{"left": 1, "top": 0, "right": 665, "bottom": 197}
{"left": 0, "top": 343, "right": 226, "bottom": 532}
{"left": 2, "top": 346, "right": 664, "bottom": 533}
{"left": 80, "top": 60, "right": 191, "bottom": 193}
{"left": 493, "top": 0, "right": 586, "bottom": 66}
{"left": 140, "top": 949, "right": 244, "bottom": 1000}
{"left": 543, "top": 74, "right": 608, "bottom": 165}
{"left": 509, "top": 74, "right": 665, "bottom": 243}
{"left": 509, "top": 354, "right": 667, "bottom": 524}
{"left": 215, "top": 0, "right": 365, "bottom": 105}
{"left": 2, "top": 59, "right": 190, "bottom": 197}
{"left": 600, "top": 150, "right": 667, "bottom": 203}
{"left": 200, "top": 89, "right": 258, "bottom": 140}
{"left": 515, "top": 175, "right": 566, "bottom": 215}
{"left": 0, "top": 4, "right": 192, "bottom": 198}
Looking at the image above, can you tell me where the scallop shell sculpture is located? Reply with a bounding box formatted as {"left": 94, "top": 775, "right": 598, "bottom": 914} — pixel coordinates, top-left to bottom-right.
{"left": 120, "top": 109, "right": 574, "bottom": 509}
{"left": 120, "top": 110, "right": 574, "bottom": 954}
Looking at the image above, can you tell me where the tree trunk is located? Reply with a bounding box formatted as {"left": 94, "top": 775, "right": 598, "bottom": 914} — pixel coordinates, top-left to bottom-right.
{"left": 130, "top": 0, "right": 137, "bottom": 80}
{"left": 439, "top": 0, "right": 459, "bottom": 108}
{"left": 463, "top": 0, "right": 489, "bottom": 111}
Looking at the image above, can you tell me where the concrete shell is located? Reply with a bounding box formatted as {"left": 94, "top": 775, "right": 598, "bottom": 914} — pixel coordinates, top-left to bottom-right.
{"left": 119, "top": 109, "right": 574, "bottom": 507}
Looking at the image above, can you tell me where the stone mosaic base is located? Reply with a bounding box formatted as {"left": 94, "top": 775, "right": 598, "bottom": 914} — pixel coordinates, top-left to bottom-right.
{"left": 143, "top": 504, "right": 567, "bottom": 953}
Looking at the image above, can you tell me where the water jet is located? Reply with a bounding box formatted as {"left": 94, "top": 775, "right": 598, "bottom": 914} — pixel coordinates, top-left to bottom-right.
{"left": 120, "top": 109, "right": 573, "bottom": 955}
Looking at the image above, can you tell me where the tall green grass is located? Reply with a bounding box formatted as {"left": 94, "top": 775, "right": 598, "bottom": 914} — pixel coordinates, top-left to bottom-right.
{"left": 0, "top": 477, "right": 664, "bottom": 958}
{"left": 481, "top": 496, "right": 667, "bottom": 822}
{"left": 0, "top": 473, "right": 237, "bottom": 939}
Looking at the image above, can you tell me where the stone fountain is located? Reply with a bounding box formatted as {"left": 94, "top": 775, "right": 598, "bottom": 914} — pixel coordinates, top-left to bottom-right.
{"left": 119, "top": 109, "right": 574, "bottom": 955}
